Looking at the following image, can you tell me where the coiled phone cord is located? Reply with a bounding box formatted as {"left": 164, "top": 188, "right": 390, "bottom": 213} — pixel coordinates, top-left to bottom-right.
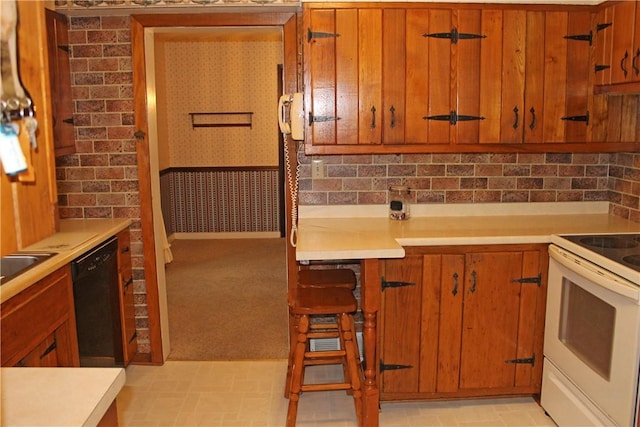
{"left": 283, "top": 132, "right": 300, "bottom": 247}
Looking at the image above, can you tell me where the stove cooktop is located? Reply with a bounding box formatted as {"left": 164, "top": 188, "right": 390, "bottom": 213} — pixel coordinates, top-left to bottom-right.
{"left": 561, "top": 234, "right": 640, "bottom": 274}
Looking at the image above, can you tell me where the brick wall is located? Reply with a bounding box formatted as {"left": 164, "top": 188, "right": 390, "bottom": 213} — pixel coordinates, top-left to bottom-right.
{"left": 54, "top": 15, "right": 640, "bottom": 355}
{"left": 54, "top": 15, "right": 152, "bottom": 352}
{"left": 298, "top": 152, "right": 640, "bottom": 222}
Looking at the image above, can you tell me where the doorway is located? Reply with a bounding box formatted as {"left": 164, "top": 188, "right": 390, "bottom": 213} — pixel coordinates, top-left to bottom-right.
{"left": 131, "top": 12, "right": 300, "bottom": 363}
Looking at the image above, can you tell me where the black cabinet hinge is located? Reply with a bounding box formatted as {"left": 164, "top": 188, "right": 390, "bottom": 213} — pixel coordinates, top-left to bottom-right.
{"left": 561, "top": 112, "right": 589, "bottom": 126}
{"left": 423, "top": 27, "right": 486, "bottom": 44}
{"left": 308, "top": 28, "right": 340, "bottom": 42}
{"left": 381, "top": 277, "right": 415, "bottom": 291}
{"left": 129, "top": 331, "right": 138, "bottom": 344}
{"left": 380, "top": 359, "right": 413, "bottom": 372}
{"left": 57, "top": 44, "right": 70, "bottom": 53}
{"left": 309, "top": 113, "right": 340, "bottom": 124}
{"left": 564, "top": 31, "right": 593, "bottom": 45}
{"left": 505, "top": 354, "right": 535, "bottom": 366}
{"left": 62, "top": 117, "right": 74, "bottom": 125}
{"left": 423, "top": 110, "right": 485, "bottom": 126}
{"left": 597, "top": 22, "right": 612, "bottom": 32}
{"left": 595, "top": 64, "right": 610, "bottom": 73}
{"left": 510, "top": 273, "right": 542, "bottom": 286}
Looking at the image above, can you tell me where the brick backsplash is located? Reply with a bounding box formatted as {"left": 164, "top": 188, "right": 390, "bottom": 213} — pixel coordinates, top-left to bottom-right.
{"left": 54, "top": 15, "right": 640, "bottom": 355}
{"left": 298, "top": 151, "right": 640, "bottom": 222}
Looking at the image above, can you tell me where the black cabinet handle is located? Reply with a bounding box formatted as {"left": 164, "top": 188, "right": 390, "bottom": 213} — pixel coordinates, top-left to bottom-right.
{"left": 40, "top": 339, "right": 57, "bottom": 359}
{"left": 370, "top": 106, "right": 376, "bottom": 129}
{"left": 389, "top": 106, "right": 396, "bottom": 129}
{"left": 512, "top": 106, "right": 519, "bottom": 129}
{"left": 529, "top": 107, "right": 537, "bottom": 131}
{"left": 470, "top": 270, "right": 477, "bottom": 294}
{"left": 621, "top": 50, "right": 629, "bottom": 78}
{"left": 633, "top": 49, "right": 640, "bottom": 77}
{"left": 452, "top": 272, "right": 459, "bottom": 296}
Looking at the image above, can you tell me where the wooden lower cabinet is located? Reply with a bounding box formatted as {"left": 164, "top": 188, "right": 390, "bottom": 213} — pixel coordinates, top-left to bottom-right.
{"left": 1, "top": 265, "right": 79, "bottom": 367}
{"left": 116, "top": 228, "right": 137, "bottom": 365}
{"left": 379, "top": 244, "right": 548, "bottom": 400}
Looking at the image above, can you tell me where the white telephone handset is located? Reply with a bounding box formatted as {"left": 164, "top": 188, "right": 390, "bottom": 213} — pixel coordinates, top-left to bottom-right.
{"left": 278, "top": 92, "right": 304, "bottom": 141}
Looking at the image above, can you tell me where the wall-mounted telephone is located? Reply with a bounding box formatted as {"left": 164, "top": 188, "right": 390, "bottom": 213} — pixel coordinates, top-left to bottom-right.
{"left": 278, "top": 92, "right": 304, "bottom": 141}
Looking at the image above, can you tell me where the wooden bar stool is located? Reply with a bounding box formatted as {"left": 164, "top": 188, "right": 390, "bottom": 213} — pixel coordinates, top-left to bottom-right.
{"left": 285, "top": 268, "right": 358, "bottom": 397}
{"left": 286, "top": 287, "right": 363, "bottom": 427}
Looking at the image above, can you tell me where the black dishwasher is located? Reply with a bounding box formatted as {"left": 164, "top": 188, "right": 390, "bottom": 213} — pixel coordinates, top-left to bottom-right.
{"left": 71, "top": 236, "right": 124, "bottom": 367}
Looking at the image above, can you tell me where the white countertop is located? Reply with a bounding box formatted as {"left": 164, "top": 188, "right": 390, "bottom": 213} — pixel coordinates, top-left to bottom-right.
{"left": 1, "top": 367, "right": 126, "bottom": 426}
{"left": 296, "top": 202, "right": 640, "bottom": 260}
{"left": 1, "top": 218, "right": 131, "bottom": 304}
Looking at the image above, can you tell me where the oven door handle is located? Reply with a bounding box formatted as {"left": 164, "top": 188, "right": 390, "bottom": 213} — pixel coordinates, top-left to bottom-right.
{"left": 549, "top": 245, "right": 640, "bottom": 302}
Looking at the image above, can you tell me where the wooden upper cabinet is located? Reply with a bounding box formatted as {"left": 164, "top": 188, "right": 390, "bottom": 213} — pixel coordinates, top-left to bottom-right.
{"left": 595, "top": 0, "right": 640, "bottom": 92}
{"left": 1, "top": 1, "right": 58, "bottom": 257}
{"left": 480, "top": 10, "right": 592, "bottom": 144}
{"left": 303, "top": 3, "right": 639, "bottom": 154}
{"left": 609, "top": 1, "right": 638, "bottom": 85}
{"left": 304, "top": 8, "right": 408, "bottom": 147}
{"left": 45, "top": 9, "right": 76, "bottom": 157}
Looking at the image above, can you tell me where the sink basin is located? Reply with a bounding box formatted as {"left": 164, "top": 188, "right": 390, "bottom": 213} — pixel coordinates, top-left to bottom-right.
{"left": 0, "top": 253, "right": 56, "bottom": 285}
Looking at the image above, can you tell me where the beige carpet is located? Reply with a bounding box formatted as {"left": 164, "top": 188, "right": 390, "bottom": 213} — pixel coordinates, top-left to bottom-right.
{"left": 165, "top": 238, "right": 289, "bottom": 360}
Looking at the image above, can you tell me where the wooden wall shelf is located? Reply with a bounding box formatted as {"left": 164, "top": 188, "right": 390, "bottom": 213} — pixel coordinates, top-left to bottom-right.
{"left": 189, "top": 112, "right": 253, "bottom": 128}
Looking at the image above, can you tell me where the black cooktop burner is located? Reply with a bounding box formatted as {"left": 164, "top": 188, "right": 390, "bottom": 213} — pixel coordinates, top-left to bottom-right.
{"left": 579, "top": 236, "right": 639, "bottom": 249}
{"left": 563, "top": 233, "right": 640, "bottom": 273}
{"left": 624, "top": 255, "right": 640, "bottom": 268}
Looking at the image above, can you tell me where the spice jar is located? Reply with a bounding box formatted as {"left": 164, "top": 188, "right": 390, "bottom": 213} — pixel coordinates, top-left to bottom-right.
{"left": 389, "top": 185, "right": 411, "bottom": 220}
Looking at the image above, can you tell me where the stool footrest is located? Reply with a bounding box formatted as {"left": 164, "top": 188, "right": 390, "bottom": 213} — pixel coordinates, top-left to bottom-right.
{"left": 307, "top": 331, "right": 340, "bottom": 339}
{"left": 301, "top": 383, "right": 352, "bottom": 392}
{"left": 304, "top": 350, "right": 345, "bottom": 359}
{"left": 310, "top": 323, "right": 339, "bottom": 330}
{"left": 304, "top": 357, "right": 344, "bottom": 366}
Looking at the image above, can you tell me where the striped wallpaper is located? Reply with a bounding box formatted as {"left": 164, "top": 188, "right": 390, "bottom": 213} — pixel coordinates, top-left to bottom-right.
{"left": 160, "top": 168, "right": 282, "bottom": 235}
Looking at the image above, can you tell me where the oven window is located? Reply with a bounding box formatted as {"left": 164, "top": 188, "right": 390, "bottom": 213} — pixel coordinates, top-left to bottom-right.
{"left": 559, "top": 278, "right": 615, "bottom": 380}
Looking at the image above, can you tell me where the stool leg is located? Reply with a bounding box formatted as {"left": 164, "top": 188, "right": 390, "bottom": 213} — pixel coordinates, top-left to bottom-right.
{"left": 284, "top": 311, "right": 297, "bottom": 398}
{"left": 339, "top": 313, "right": 364, "bottom": 427}
{"left": 287, "top": 314, "right": 309, "bottom": 427}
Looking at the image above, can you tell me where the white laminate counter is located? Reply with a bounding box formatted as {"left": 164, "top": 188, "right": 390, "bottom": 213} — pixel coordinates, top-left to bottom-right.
{"left": 1, "top": 218, "right": 131, "bottom": 304}
{"left": 1, "top": 367, "right": 125, "bottom": 426}
{"left": 296, "top": 202, "right": 640, "bottom": 260}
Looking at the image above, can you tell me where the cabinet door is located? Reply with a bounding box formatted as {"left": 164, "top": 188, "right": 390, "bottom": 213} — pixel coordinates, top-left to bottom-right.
{"left": 1, "top": 266, "right": 79, "bottom": 367}
{"left": 634, "top": 4, "right": 640, "bottom": 82}
{"left": 1, "top": 1, "right": 58, "bottom": 254}
{"left": 483, "top": 10, "right": 590, "bottom": 144}
{"left": 381, "top": 9, "right": 405, "bottom": 144}
{"left": 45, "top": 9, "right": 75, "bottom": 156}
{"left": 453, "top": 10, "right": 484, "bottom": 145}
{"left": 610, "top": 1, "right": 637, "bottom": 84}
{"left": 432, "top": 254, "right": 465, "bottom": 393}
{"left": 479, "top": 9, "right": 525, "bottom": 144}
{"left": 459, "top": 251, "right": 523, "bottom": 390}
{"left": 380, "top": 255, "right": 423, "bottom": 394}
{"left": 305, "top": 8, "right": 358, "bottom": 146}
{"left": 16, "top": 333, "right": 59, "bottom": 367}
{"left": 117, "top": 228, "right": 137, "bottom": 365}
{"left": 358, "top": 9, "right": 382, "bottom": 145}
{"left": 564, "top": 11, "right": 592, "bottom": 143}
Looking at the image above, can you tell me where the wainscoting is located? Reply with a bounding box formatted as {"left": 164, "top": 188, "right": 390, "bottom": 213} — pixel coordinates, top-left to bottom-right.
{"left": 160, "top": 167, "right": 282, "bottom": 235}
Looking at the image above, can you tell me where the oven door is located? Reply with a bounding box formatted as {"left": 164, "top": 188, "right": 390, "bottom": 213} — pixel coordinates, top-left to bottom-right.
{"left": 543, "top": 244, "right": 640, "bottom": 427}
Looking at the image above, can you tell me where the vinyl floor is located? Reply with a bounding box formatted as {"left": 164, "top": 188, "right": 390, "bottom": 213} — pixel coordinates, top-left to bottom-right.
{"left": 116, "top": 360, "right": 557, "bottom": 427}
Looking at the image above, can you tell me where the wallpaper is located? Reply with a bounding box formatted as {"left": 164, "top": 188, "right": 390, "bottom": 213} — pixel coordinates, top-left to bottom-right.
{"left": 157, "top": 39, "right": 282, "bottom": 167}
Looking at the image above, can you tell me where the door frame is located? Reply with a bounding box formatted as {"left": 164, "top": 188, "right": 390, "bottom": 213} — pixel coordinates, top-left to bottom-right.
{"left": 131, "top": 11, "right": 300, "bottom": 363}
